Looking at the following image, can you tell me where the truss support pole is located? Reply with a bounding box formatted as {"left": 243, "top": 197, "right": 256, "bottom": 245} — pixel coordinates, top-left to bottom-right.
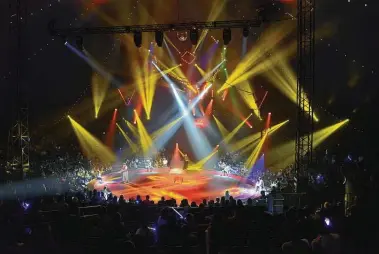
{"left": 295, "top": 0, "right": 315, "bottom": 192}
{"left": 7, "top": 0, "right": 30, "bottom": 181}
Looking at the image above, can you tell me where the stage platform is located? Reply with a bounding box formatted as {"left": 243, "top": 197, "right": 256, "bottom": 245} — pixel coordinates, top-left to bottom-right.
{"left": 88, "top": 168, "right": 260, "bottom": 203}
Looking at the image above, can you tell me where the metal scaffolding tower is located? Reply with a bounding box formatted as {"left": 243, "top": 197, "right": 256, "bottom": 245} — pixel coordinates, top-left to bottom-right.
{"left": 295, "top": 0, "right": 315, "bottom": 191}
{"left": 7, "top": 0, "right": 30, "bottom": 181}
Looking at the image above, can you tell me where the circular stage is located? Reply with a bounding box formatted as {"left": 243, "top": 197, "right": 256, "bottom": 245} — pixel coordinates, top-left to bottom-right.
{"left": 88, "top": 168, "right": 260, "bottom": 203}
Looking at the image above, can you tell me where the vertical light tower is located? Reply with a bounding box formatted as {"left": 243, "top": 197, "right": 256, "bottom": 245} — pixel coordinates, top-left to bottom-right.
{"left": 7, "top": 0, "right": 30, "bottom": 181}
{"left": 295, "top": 0, "right": 315, "bottom": 192}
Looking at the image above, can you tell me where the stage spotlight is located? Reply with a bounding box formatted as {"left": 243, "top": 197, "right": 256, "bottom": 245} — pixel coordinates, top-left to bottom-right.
{"left": 134, "top": 31, "right": 142, "bottom": 48}
{"left": 76, "top": 36, "right": 84, "bottom": 50}
{"left": 223, "top": 28, "right": 231, "bottom": 45}
{"left": 190, "top": 29, "right": 198, "bottom": 45}
{"left": 62, "top": 36, "right": 68, "bottom": 45}
{"left": 242, "top": 27, "right": 249, "bottom": 37}
{"left": 155, "top": 30, "right": 164, "bottom": 47}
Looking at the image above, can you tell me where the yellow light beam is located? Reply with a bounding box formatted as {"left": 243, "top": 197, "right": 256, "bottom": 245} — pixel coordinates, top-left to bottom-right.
{"left": 245, "top": 132, "right": 268, "bottom": 169}
{"left": 236, "top": 81, "right": 261, "bottom": 120}
{"left": 313, "top": 119, "right": 349, "bottom": 147}
{"left": 264, "top": 57, "right": 319, "bottom": 122}
{"left": 188, "top": 149, "right": 218, "bottom": 170}
{"left": 267, "top": 119, "right": 349, "bottom": 170}
{"left": 218, "top": 23, "right": 295, "bottom": 92}
{"left": 91, "top": 73, "right": 110, "bottom": 119}
{"left": 68, "top": 116, "right": 115, "bottom": 164}
{"left": 231, "top": 132, "right": 261, "bottom": 153}
{"left": 212, "top": 115, "right": 229, "bottom": 137}
{"left": 195, "top": 64, "right": 206, "bottom": 77}
{"left": 126, "top": 120, "right": 139, "bottom": 138}
{"left": 194, "top": 0, "right": 226, "bottom": 52}
{"left": 116, "top": 123, "right": 138, "bottom": 153}
{"left": 229, "top": 42, "right": 296, "bottom": 86}
{"left": 231, "top": 120, "right": 289, "bottom": 153}
{"left": 151, "top": 117, "right": 183, "bottom": 140}
{"left": 221, "top": 113, "right": 253, "bottom": 145}
{"left": 135, "top": 112, "right": 155, "bottom": 155}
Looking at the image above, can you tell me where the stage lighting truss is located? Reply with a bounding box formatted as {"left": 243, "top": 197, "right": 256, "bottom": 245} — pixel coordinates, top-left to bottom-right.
{"left": 181, "top": 51, "right": 196, "bottom": 65}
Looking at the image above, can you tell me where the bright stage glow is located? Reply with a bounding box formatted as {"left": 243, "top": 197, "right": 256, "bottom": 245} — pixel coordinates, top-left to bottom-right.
{"left": 153, "top": 62, "right": 214, "bottom": 161}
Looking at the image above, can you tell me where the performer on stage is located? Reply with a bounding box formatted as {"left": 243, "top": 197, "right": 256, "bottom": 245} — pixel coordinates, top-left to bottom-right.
{"left": 183, "top": 154, "right": 189, "bottom": 170}
{"left": 225, "top": 190, "right": 230, "bottom": 200}
{"left": 119, "top": 163, "right": 129, "bottom": 183}
{"left": 162, "top": 157, "right": 168, "bottom": 167}
{"left": 96, "top": 169, "right": 103, "bottom": 183}
{"left": 103, "top": 185, "right": 111, "bottom": 200}
{"left": 222, "top": 165, "right": 230, "bottom": 176}
{"left": 146, "top": 159, "right": 153, "bottom": 172}
{"left": 256, "top": 177, "right": 264, "bottom": 193}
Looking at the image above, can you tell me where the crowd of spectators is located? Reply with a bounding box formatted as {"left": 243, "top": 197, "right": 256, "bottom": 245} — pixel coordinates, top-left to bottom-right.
{"left": 0, "top": 185, "right": 377, "bottom": 254}
{"left": 1, "top": 140, "right": 377, "bottom": 253}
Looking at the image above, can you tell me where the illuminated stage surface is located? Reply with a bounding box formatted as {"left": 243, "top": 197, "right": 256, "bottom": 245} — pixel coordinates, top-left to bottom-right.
{"left": 88, "top": 168, "right": 260, "bottom": 203}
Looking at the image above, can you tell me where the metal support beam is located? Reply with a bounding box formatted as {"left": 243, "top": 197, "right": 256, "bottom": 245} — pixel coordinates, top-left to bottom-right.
{"left": 7, "top": 0, "right": 30, "bottom": 181}
{"left": 49, "top": 19, "right": 262, "bottom": 36}
{"left": 295, "top": 0, "right": 315, "bottom": 192}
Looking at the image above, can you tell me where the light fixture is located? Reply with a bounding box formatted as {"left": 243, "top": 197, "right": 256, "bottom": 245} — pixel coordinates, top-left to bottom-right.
{"left": 76, "top": 36, "right": 84, "bottom": 50}
{"left": 190, "top": 29, "right": 198, "bottom": 45}
{"left": 134, "top": 31, "right": 142, "bottom": 48}
{"left": 242, "top": 27, "right": 249, "bottom": 37}
{"left": 223, "top": 28, "right": 231, "bottom": 45}
{"left": 155, "top": 30, "right": 164, "bottom": 47}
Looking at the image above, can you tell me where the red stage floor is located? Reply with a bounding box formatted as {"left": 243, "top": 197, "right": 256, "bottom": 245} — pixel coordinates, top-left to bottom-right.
{"left": 88, "top": 168, "right": 259, "bottom": 203}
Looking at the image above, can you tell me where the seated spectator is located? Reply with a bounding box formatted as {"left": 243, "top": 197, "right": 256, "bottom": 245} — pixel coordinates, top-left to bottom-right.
{"left": 311, "top": 218, "right": 341, "bottom": 254}
{"left": 134, "top": 223, "right": 155, "bottom": 247}
{"left": 157, "top": 215, "right": 181, "bottom": 246}
{"left": 143, "top": 195, "right": 150, "bottom": 205}
{"left": 190, "top": 201, "right": 198, "bottom": 207}
{"left": 206, "top": 212, "right": 226, "bottom": 254}
{"left": 282, "top": 222, "right": 311, "bottom": 254}
{"left": 109, "top": 212, "right": 126, "bottom": 240}
{"left": 157, "top": 197, "right": 165, "bottom": 206}
{"left": 136, "top": 195, "right": 142, "bottom": 204}
{"left": 119, "top": 195, "right": 126, "bottom": 204}
{"left": 186, "top": 213, "right": 198, "bottom": 233}
{"left": 157, "top": 207, "right": 169, "bottom": 227}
